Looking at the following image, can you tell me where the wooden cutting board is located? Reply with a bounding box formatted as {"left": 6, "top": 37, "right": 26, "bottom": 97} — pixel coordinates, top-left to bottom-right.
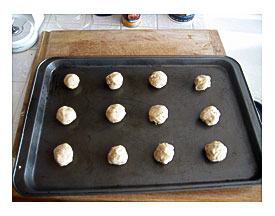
{"left": 12, "top": 29, "right": 261, "bottom": 201}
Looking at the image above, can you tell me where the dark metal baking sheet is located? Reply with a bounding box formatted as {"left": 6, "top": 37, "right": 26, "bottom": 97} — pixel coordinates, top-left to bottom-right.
{"left": 13, "top": 56, "right": 262, "bottom": 196}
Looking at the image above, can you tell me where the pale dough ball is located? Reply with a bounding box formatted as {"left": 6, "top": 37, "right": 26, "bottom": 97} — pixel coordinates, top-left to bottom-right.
{"left": 64, "top": 74, "right": 80, "bottom": 89}
{"left": 106, "top": 72, "right": 123, "bottom": 90}
{"left": 149, "top": 71, "right": 167, "bottom": 89}
{"left": 200, "top": 106, "right": 221, "bottom": 126}
{"left": 154, "top": 143, "right": 175, "bottom": 164}
{"left": 205, "top": 141, "right": 227, "bottom": 162}
{"left": 194, "top": 75, "right": 211, "bottom": 91}
{"left": 106, "top": 104, "right": 126, "bottom": 123}
{"left": 108, "top": 145, "right": 128, "bottom": 165}
{"left": 56, "top": 106, "right": 77, "bottom": 125}
{"left": 53, "top": 143, "right": 73, "bottom": 166}
{"left": 149, "top": 105, "right": 168, "bottom": 125}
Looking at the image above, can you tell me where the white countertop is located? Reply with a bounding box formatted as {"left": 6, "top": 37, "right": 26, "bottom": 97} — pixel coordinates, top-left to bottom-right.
{"left": 12, "top": 14, "right": 262, "bottom": 146}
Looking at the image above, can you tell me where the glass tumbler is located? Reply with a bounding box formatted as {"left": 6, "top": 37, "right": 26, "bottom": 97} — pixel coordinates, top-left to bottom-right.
{"left": 54, "top": 14, "right": 93, "bottom": 30}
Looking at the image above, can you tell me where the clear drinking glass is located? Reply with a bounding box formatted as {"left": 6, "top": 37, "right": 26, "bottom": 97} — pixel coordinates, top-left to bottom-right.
{"left": 54, "top": 14, "right": 93, "bottom": 30}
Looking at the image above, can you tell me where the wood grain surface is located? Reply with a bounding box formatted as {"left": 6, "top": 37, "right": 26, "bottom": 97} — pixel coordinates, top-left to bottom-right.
{"left": 39, "top": 29, "right": 226, "bottom": 56}
{"left": 12, "top": 29, "right": 261, "bottom": 202}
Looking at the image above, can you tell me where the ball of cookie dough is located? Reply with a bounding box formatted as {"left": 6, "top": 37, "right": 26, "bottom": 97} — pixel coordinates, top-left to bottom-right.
{"left": 200, "top": 106, "right": 221, "bottom": 126}
{"left": 149, "top": 105, "right": 168, "bottom": 125}
{"left": 64, "top": 74, "right": 80, "bottom": 89}
{"left": 106, "top": 72, "right": 123, "bottom": 90}
{"left": 205, "top": 141, "right": 227, "bottom": 162}
{"left": 106, "top": 104, "right": 126, "bottom": 123}
{"left": 154, "top": 143, "right": 175, "bottom": 164}
{"left": 53, "top": 143, "right": 73, "bottom": 166}
{"left": 194, "top": 75, "right": 211, "bottom": 91}
{"left": 108, "top": 145, "right": 128, "bottom": 165}
{"left": 56, "top": 106, "right": 77, "bottom": 125}
{"left": 149, "top": 71, "right": 167, "bottom": 89}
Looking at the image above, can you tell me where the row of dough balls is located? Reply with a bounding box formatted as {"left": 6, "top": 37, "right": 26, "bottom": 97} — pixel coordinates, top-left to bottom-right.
{"left": 53, "top": 143, "right": 172, "bottom": 167}
{"left": 106, "top": 71, "right": 211, "bottom": 91}
{"left": 63, "top": 71, "right": 167, "bottom": 90}
{"left": 63, "top": 71, "right": 211, "bottom": 91}
{"left": 106, "top": 71, "right": 168, "bottom": 90}
{"left": 106, "top": 104, "right": 169, "bottom": 125}
{"left": 56, "top": 104, "right": 220, "bottom": 127}
{"left": 55, "top": 104, "right": 169, "bottom": 125}
{"left": 105, "top": 103, "right": 222, "bottom": 127}
{"left": 53, "top": 140, "right": 227, "bottom": 167}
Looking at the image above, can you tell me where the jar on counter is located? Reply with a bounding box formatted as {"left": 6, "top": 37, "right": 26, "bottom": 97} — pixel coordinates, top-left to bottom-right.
{"left": 121, "top": 14, "right": 141, "bottom": 28}
{"left": 168, "top": 14, "right": 195, "bottom": 23}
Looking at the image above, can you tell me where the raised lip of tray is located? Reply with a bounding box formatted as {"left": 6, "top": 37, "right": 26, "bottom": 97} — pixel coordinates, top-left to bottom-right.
{"left": 13, "top": 55, "right": 262, "bottom": 197}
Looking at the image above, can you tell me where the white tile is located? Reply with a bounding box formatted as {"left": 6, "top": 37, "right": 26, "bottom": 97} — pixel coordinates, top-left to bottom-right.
{"left": 137, "top": 14, "right": 157, "bottom": 28}
{"left": 138, "top": 14, "right": 157, "bottom": 29}
{"left": 12, "top": 49, "right": 36, "bottom": 82}
{"left": 82, "top": 23, "right": 94, "bottom": 30}
{"left": 157, "top": 14, "right": 193, "bottom": 29}
{"left": 91, "top": 25, "right": 120, "bottom": 30}
{"left": 47, "top": 15, "right": 94, "bottom": 30}
{"left": 12, "top": 82, "right": 25, "bottom": 117}
{"left": 44, "top": 22, "right": 63, "bottom": 31}
{"left": 204, "top": 14, "right": 262, "bottom": 34}
{"left": 38, "top": 21, "right": 49, "bottom": 35}
{"left": 48, "top": 14, "right": 56, "bottom": 23}
{"left": 49, "top": 14, "right": 85, "bottom": 23}
{"left": 42, "top": 14, "right": 52, "bottom": 22}
{"left": 93, "top": 14, "right": 121, "bottom": 26}
{"left": 191, "top": 14, "right": 208, "bottom": 29}
{"left": 49, "top": 14, "right": 92, "bottom": 23}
